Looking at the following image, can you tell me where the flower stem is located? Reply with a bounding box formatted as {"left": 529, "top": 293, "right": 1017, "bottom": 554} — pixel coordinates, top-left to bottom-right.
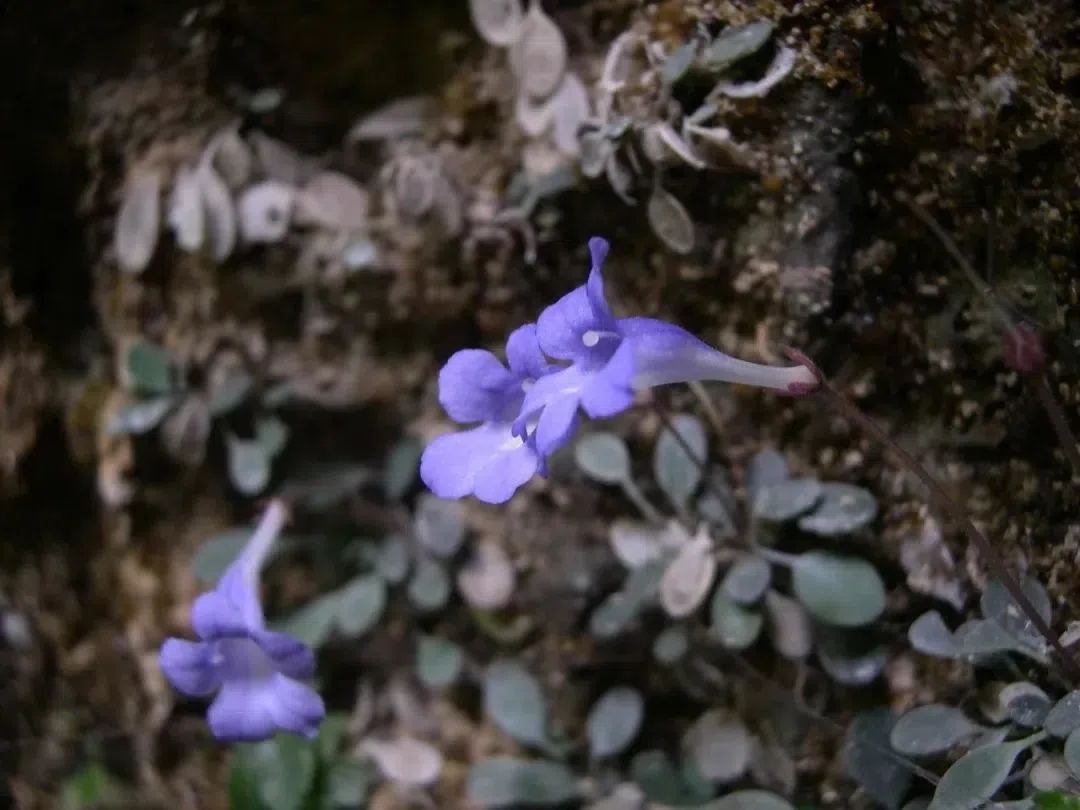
{"left": 620, "top": 477, "right": 666, "bottom": 525}
{"left": 812, "top": 376, "right": 1079, "bottom": 681}
{"left": 1031, "top": 373, "right": 1080, "bottom": 479}
{"left": 240, "top": 498, "right": 289, "bottom": 587}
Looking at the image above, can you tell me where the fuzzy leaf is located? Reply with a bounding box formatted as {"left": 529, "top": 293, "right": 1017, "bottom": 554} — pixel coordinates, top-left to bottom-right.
{"left": 654, "top": 414, "right": 708, "bottom": 508}
{"left": 466, "top": 758, "right": 579, "bottom": 808}
{"left": 792, "top": 552, "right": 886, "bottom": 627}
{"left": 843, "top": 708, "right": 913, "bottom": 810}
{"left": 797, "top": 482, "right": 877, "bottom": 536}
{"left": 416, "top": 635, "right": 464, "bottom": 689}
{"left": 928, "top": 737, "right": 1034, "bottom": 810}
{"left": 890, "top": 705, "right": 984, "bottom": 757}
{"left": 587, "top": 687, "right": 644, "bottom": 759}
{"left": 484, "top": 662, "right": 550, "bottom": 748}
{"left": 127, "top": 341, "right": 173, "bottom": 395}
{"left": 575, "top": 432, "right": 631, "bottom": 484}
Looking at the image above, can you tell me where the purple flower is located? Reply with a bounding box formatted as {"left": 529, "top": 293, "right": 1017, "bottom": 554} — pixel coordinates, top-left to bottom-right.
{"left": 420, "top": 323, "right": 554, "bottom": 504}
{"left": 514, "top": 237, "right": 817, "bottom": 455}
{"left": 159, "top": 502, "right": 325, "bottom": 742}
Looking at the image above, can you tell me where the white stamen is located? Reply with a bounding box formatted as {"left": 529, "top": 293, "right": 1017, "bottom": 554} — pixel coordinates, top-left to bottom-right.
{"left": 521, "top": 378, "right": 534, "bottom": 393}
{"left": 500, "top": 435, "right": 525, "bottom": 452}
{"left": 582, "top": 330, "right": 601, "bottom": 348}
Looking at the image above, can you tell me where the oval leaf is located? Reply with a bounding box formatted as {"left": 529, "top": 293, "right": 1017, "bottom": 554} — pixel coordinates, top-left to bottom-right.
{"left": 127, "top": 341, "right": 173, "bottom": 395}
{"left": 484, "top": 662, "right": 549, "bottom": 748}
{"left": 408, "top": 555, "right": 451, "bottom": 612}
{"left": 588, "top": 687, "right": 645, "bottom": 759}
{"left": 710, "top": 591, "right": 764, "bottom": 650}
{"left": 792, "top": 551, "right": 886, "bottom": 627}
{"left": 1047, "top": 691, "right": 1080, "bottom": 738}
{"left": 797, "top": 483, "right": 877, "bottom": 536}
{"left": 414, "top": 493, "right": 466, "bottom": 558}
{"left": 575, "top": 432, "right": 631, "bottom": 484}
{"left": 416, "top": 635, "right": 464, "bottom": 689}
{"left": 226, "top": 435, "right": 272, "bottom": 496}
{"left": 721, "top": 556, "right": 772, "bottom": 604}
{"left": 908, "top": 611, "right": 959, "bottom": 658}
{"left": 929, "top": 737, "right": 1034, "bottom": 810}
{"left": 753, "top": 478, "right": 823, "bottom": 522}
{"left": 335, "top": 574, "right": 387, "bottom": 637}
{"left": 844, "top": 709, "right": 913, "bottom": 810}
{"left": 467, "top": 757, "right": 579, "bottom": 808}
{"left": 890, "top": 705, "right": 984, "bottom": 757}
{"left": 654, "top": 414, "right": 707, "bottom": 507}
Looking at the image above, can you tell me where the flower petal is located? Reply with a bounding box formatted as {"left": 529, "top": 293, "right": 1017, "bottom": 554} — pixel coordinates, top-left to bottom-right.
{"left": 252, "top": 630, "right": 317, "bottom": 679}
{"left": 619, "top": 317, "right": 818, "bottom": 393}
{"left": 159, "top": 638, "right": 220, "bottom": 697}
{"left": 472, "top": 440, "right": 541, "bottom": 503}
{"left": 421, "top": 423, "right": 534, "bottom": 501}
{"left": 207, "top": 680, "right": 279, "bottom": 742}
{"left": 266, "top": 675, "right": 326, "bottom": 739}
{"left": 192, "top": 562, "right": 264, "bottom": 640}
{"left": 581, "top": 340, "right": 636, "bottom": 419}
{"left": 438, "top": 350, "right": 516, "bottom": 423}
{"left": 504, "top": 323, "right": 551, "bottom": 381}
{"left": 514, "top": 365, "right": 590, "bottom": 454}
{"left": 588, "top": 236, "right": 610, "bottom": 271}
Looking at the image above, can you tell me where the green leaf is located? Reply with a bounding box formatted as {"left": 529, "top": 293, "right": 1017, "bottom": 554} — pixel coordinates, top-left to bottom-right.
{"left": 747, "top": 449, "right": 790, "bottom": 501}
{"left": 792, "top": 552, "right": 886, "bottom": 627}
{"left": 61, "top": 762, "right": 123, "bottom": 810}
{"left": 208, "top": 373, "right": 254, "bottom": 417}
{"left": 226, "top": 435, "right": 272, "bottom": 495}
{"left": 483, "top": 662, "right": 549, "bottom": 748}
{"left": 407, "top": 555, "right": 451, "bottom": 612}
{"left": 383, "top": 437, "right": 423, "bottom": 499}
{"left": 706, "top": 791, "right": 796, "bottom": 810}
{"left": 587, "top": 686, "right": 644, "bottom": 759}
{"left": 325, "top": 759, "right": 376, "bottom": 807}
{"left": 661, "top": 40, "right": 698, "bottom": 86}
{"left": 721, "top": 556, "right": 772, "bottom": 604}
{"left": 416, "top": 635, "right": 464, "bottom": 689}
{"left": 1038, "top": 791, "right": 1080, "bottom": 810}
{"left": 246, "top": 736, "right": 317, "bottom": 810}
{"left": 753, "top": 479, "right": 823, "bottom": 522}
{"left": 843, "top": 709, "right": 913, "bottom": 810}
{"left": 227, "top": 752, "right": 264, "bottom": 810}
{"left": 700, "top": 20, "right": 775, "bottom": 70}
{"left": 929, "top": 736, "right": 1036, "bottom": 810}
{"left": 108, "top": 395, "right": 176, "bottom": 435}
{"left": 908, "top": 611, "right": 959, "bottom": 658}
{"left": 980, "top": 576, "right": 1052, "bottom": 649}
{"left": 256, "top": 415, "right": 290, "bottom": 459}
{"left": 653, "top": 625, "right": 689, "bottom": 664}
{"left": 589, "top": 559, "right": 666, "bottom": 639}
{"left": 126, "top": 340, "right": 173, "bottom": 395}
{"left": 466, "top": 757, "right": 579, "bottom": 808}
{"left": 653, "top": 413, "right": 707, "bottom": 508}
{"left": 631, "top": 750, "right": 686, "bottom": 805}
{"left": 335, "top": 574, "right": 386, "bottom": 637}
{"left": 889, "top": 705, "right": 984, "bottom": 757}
{"left": 375, "top": 534, "right": 411, "bottom": 584}
{"left": 315, "top": 713, "right": 350, "bottom": 762}
{"left": 710, "top": 591, "right": 764, "bottom": 650}
{"left": 414, "top": 494, "right": 465, "bottom": 558}
{"left": 279, "top": 592, "right": 343, "bottom": 648}
{"left": 192, "top": 529, "right": 250, "bottom": 584}
{"left": 797, "top": 483, "right": 877, "bottom": 536}
{"left": 1046, "top": 691, "right": 1080, "bottom": 738}
{"left": 575, "top": 432, "right": 631, "bottom": 484}
{"left": 1065, "top": 727, "right": 1080, "bottom": 780}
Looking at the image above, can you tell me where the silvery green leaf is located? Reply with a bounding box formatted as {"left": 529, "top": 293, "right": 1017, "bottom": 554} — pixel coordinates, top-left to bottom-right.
{"left": 747, "top": 449, "right": 790, "bottom": 500}
{"left": 256, "top": 415, "right": 290, "bottom": 458}
{"left": 816, "top": 629, "right": 886, "bottom": 686}
{"left": 126, "top": 340, "right": 173, "bottom": 395}
{"left": 1000, "top": 681, "right": 1051, "bottom": 727}
{"left": 587, "top": 687, "right": 645, "bottom": 759}
{"left": 647, "top": 187, "right": 694, "bottom": 255}
{"left": 700, "top": 20, "right": 775, "bottom": 71}
{"left": 108, "top": 396, "right": 175, "bottom": 435}
{"left": 326, "top": 760, "right": 375, "bottom": 807}
{"left": 654, "top": 414, "right": 707, "bottom": 508}
{"left": 383, "top": 436, "right": 423, "bottom": 499}
{"left": 791, "top": 551, "right": 886, "bottom": 627}
{"left": 843, "top": 708, "right": 913, "bottom": 810}
{"left": 279, "top": 592, "right": 342, "bottom": 648}
{"left": 889, "top": 705, "right": 984, "bottom": 757}
{"left": 226, "top": 435, "right": 271, "bottom": 495}
{"left": 407, "top": 556, "right": 451, "bottom": 612}
{"left": 980, "top": 576, "right": 1052, "bottom": 648}
{"left": 797, "top": 483, "right": 877, "bottom": 536}
{"left": 955, "top": 619, "right": 1037, "bottom": 658}
{"left": 707, "top": 790, "right": 796, "bottom": 810}
{"left": 207, "top": 373, "right": 253, "bottom": 417}
{"left": 630, "top": 751, "right": 684, "bottom": 805}
{"left": 375, "top": 533, "right": 411, "bottom": 584}
{"left": 753, "top": 478, "right": 823, "bottom": 522}
{"left": 466, "top": 757, "right": 579, "bottom": 808}
{"left": 414, "top": 493, "right": 465, "bottom": 558}
{"left": 653, "top": 626, "right": 689, "bottom": 664}
{"left": 684, "top": 710, "right": 750, "bottom": 784}
{"left": 575, "top": 432, "right": 631, "bottom": 484}
{"left": 928, "top": 736, "right": 1035, "bottom": 810}
{"left": 721, "top": 556, "right": 772, "bottom": 604}
{"left": 590, "top": 592, "right": 642, "bottom": 639}
{"left": 609, "top": 519, "right": 668, "bottom": 569}
{"left": 279, "top": 462, "right": 375, "bottom": 511}
{"left": 1065, "top": 728, "right": 1080, "bottom": 780}
{"left": 661, "top": 41, "right": 698, "bottom": 86}
{"left": 192, "top": 529, "right": 251, "bottom": 584}
{"left": 1046, "top": 691, "right": 1080, "bottom": 738}
{"left": 710, "top": 591, "right": 764, "bottom": 650}
{"left": 416, "top": 635, "right": 464, "bottom": 689}
{"left": 249, "top": 733, "right": 317, "bottom": 810}
{"left": 484, "top": 662, "right": 550, "bottom": 748}
{"left": 335, "top": 574, "right": 387, "bottom": 637}
{"left": 908, "top": 611, "right": 959, "bottom": 658}
{"left": 763, "top": 590, "right": 812, "bottom": 660}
